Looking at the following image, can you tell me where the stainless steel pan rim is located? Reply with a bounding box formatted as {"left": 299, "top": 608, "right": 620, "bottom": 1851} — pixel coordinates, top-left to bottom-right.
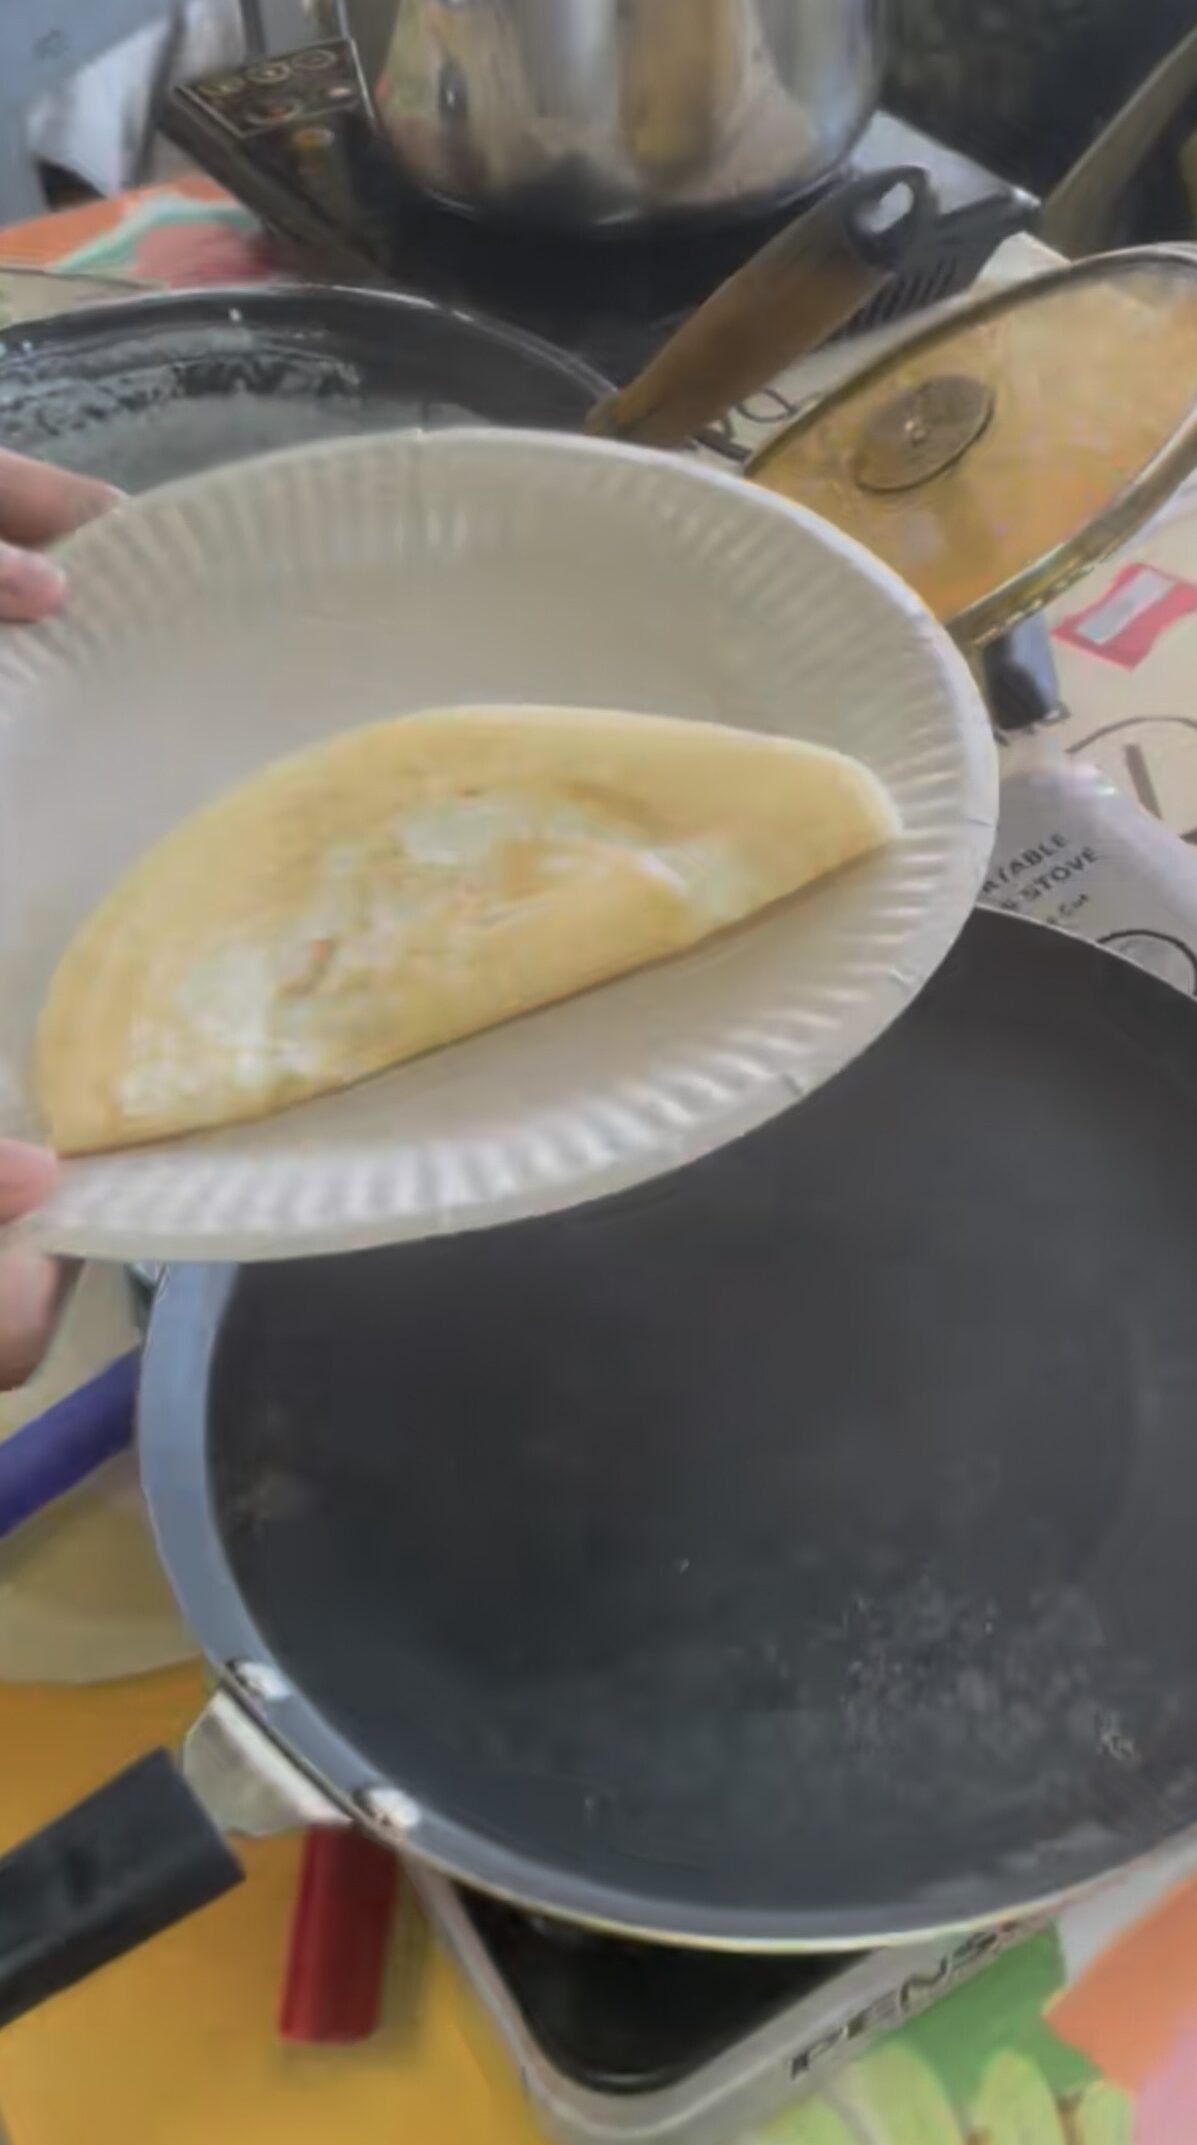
{"left": 0, "top": 280, "right": 611, "bottom": 418}
{"left": 134, "top": 908, "right": 1197, "bottom": 1952}
{"left": 134, "top": 1280, "right": 1174, "bottom": 1953}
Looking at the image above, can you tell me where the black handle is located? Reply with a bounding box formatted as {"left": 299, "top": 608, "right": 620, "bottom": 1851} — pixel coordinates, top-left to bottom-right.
{"left": 841, "top": 166, "right": 934, "bottom": 273}
{"left": 0, "top": 1751, "right": 242, "bottom": 2028}
{"left": 982, "top": 618, "right": 1069, "bottom": 734}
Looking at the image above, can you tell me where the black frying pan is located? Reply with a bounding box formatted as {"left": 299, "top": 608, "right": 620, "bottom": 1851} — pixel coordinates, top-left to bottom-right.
{"left": 6, "top": 908, "right": 1197, "bottom": 2023}
{"left": 0, "top": 170, "right": 926, "bottom": 488}
{"left": 0, "top": 283, "right": 605, "bottom": 492}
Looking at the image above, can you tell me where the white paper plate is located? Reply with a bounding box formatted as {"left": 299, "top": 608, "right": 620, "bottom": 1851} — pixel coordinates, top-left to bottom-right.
{"left": 0, "top": 429, "right": 996, "bottom": 1260}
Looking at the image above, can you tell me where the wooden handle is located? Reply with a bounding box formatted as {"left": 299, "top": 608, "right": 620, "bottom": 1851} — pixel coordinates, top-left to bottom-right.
{"left": 586, "top": 168, "right": 931, "bottom": 450}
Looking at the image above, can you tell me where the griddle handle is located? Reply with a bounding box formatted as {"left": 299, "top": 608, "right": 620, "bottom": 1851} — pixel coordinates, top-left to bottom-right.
{"left": 585, "top": 167, "right": 931, "bottom": 448}
{"left": 0, "top": 1751, "right": 242, "bottom": 2028}
{"left": 0, "top": 1349, "right": 139, "bottom": 1541}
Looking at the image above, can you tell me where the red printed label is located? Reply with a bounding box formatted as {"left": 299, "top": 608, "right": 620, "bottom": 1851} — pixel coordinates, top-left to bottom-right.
{"left": 1054, "top": 563, "right": 1197, "bottom": 670}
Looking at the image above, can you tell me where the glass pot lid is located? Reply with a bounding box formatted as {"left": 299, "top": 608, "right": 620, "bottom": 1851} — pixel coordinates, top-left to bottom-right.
{"left": 749, "top": 248, "right": 1197, "bottom": 647}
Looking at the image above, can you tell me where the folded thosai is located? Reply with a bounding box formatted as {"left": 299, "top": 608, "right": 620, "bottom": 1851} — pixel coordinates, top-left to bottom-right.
{"left": 38, "top": 705, "right": 898, "bottom": 1155}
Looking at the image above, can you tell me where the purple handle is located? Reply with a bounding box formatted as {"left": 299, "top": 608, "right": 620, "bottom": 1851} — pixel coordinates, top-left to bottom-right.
{"left": 0, "top": 1351, "right": 139, "bottom": 1542}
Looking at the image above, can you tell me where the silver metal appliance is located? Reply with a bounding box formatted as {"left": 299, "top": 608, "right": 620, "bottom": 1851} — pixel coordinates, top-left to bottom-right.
{"left": 336, "top": 0, "right": 884, "bottom": 230}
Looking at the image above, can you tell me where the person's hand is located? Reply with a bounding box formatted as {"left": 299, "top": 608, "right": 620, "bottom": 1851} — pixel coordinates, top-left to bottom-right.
{"left": 0, "top": 451, "right": 118, "bottom": 1379}
{"left": 0, "top": 1143, "right": 60, "bottom": 1390}
{"left": 0, "top": 447, "right": 121, "bottom": 622}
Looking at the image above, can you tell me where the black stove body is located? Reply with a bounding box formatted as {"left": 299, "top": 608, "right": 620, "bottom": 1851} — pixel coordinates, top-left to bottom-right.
{"left": 166, "top": 39, "right": 1037, "bottom": 384}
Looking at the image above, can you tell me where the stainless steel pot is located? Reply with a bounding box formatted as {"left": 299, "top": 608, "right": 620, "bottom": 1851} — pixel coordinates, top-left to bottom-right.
{"left": 336, "top": 0, "right": 885, "bottom": 231}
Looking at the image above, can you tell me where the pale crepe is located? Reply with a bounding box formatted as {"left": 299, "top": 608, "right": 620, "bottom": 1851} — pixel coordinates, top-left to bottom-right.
{"left": 37, "top": 705, "right": 899, "bottom": 1155}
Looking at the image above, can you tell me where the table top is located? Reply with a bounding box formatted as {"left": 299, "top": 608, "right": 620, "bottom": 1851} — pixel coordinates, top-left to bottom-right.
{"left": 0, "top": 1668, "right": 543, "bottom": 2145}
{"left": 0, "top": 174, "right": 273, "bottom": 286}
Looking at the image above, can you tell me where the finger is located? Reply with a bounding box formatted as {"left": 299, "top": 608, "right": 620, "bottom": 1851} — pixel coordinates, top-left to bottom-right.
{"left": 0, "top": 447, "right": 122, "bottom": 550}
{"left": 0, "top": 1248, "right": 61, "bottom": 1390}
{"left": 0, "top": 1145, "right": 60, "bottom": 1391}
{"left": 0, "top": 1139, "right": 59, "bottom": 1219}
{"left": 0, "top": 541, "right": 67, "bottom": 623}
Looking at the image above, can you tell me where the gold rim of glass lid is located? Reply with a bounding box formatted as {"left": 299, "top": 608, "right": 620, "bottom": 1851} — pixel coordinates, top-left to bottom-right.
{"left": 749, "top": 247, "right": 1197, "bottom": 648}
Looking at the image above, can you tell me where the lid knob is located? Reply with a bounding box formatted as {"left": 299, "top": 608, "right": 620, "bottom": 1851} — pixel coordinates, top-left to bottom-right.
{"left": 852, "top": 374, "right": 996, "bottom": 495}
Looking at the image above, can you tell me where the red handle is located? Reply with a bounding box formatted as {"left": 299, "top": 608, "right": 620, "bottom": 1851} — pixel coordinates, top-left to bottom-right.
{"left": 278, "top": 1829, "right": 400, "bottom": 2044}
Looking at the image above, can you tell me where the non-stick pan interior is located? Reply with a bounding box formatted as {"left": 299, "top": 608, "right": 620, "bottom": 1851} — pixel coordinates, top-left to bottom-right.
{"left": 0, "top": 287, "right": 602, "bottom": 493}
{"left": 190, "top": 912, "right": 1197, "bottom": 1945}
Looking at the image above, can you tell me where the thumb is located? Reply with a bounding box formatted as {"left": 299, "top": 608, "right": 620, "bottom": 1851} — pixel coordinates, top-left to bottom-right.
{"left": 0, "top": 541, "right": 67, "bottom": 623}
{"left": 0, "top": 1140, "right": 58, "bottom": 1218}
{"left": 0, "top": 1249, "right": 61, "bottom": 1390}
{"left": 0, "top": 1144, "right": 61, "bottom": 1392}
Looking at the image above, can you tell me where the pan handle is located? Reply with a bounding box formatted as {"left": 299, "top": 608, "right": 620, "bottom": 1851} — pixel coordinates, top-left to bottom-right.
{"left": 585, "top": 166, "right": 931, "bottom": 450}
{"left": 0, "top": 1751, "right": 242, "bottom": 2029}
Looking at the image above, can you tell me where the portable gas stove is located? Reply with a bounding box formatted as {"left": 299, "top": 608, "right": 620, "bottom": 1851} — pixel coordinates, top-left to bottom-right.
{"left": 413, "top": 1869, "right": 1042, "bottom": 2145}
{"left": 165, "top": 39, "right": 1036, "bottom": 383}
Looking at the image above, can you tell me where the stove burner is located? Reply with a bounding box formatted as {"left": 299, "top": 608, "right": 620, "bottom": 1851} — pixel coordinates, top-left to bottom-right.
{"left": 417, "top": 1869, "right": 1038, "bottom": 2141}
{"left": 463, "top": 1889, "right": 840, "bottom": 2095}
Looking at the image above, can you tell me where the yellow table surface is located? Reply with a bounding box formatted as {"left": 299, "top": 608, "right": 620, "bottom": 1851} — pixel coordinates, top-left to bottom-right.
{"left": 0, "top": 1667, "right": 545, "bottom": 2145}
